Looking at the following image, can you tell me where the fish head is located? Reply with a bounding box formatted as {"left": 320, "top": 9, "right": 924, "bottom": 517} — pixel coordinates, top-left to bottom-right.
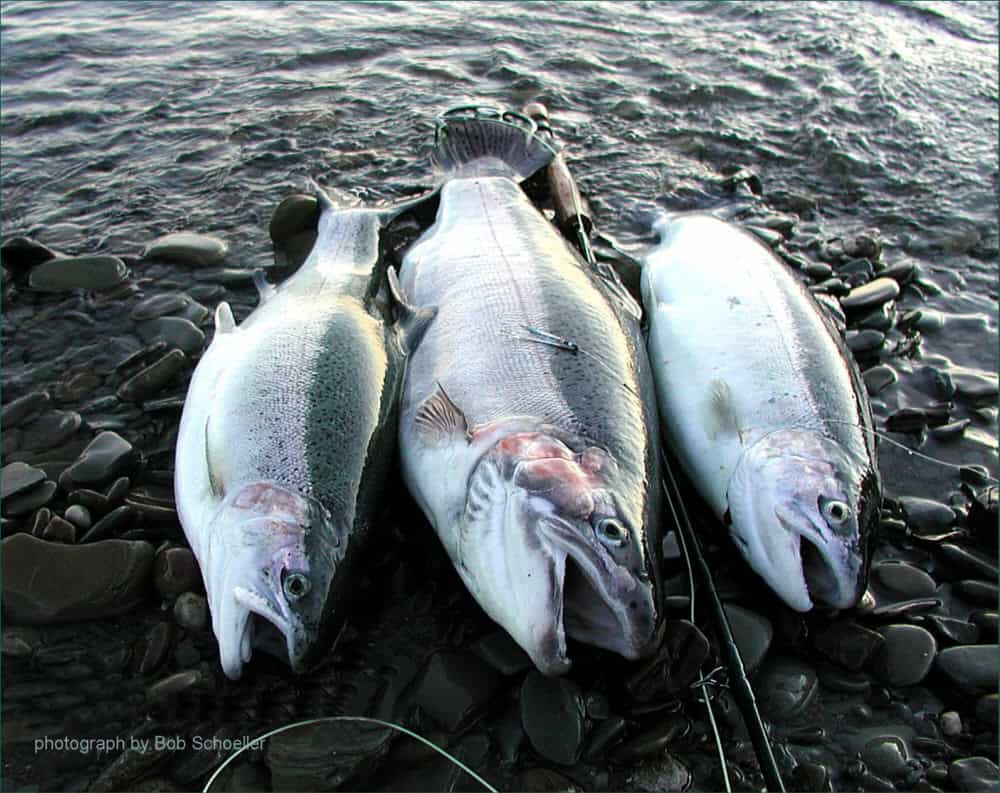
{"left": 728, "top": 429, "right": 875, "bottom": 612}
{"left": 459, "top": 429, "right": 659, "bottom": 676}
{"left": 205, "top": 482, "right": 347, "bottom": 679}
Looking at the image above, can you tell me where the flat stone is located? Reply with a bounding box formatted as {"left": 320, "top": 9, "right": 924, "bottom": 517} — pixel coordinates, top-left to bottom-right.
{"left": 130, "top": 293, "right": 191, "bottom": 321}
{"left": 2, "top": 480, "right": 57, "bottom": 518}
{"left": 922, "top": 615, "right": 980, "bottom": 646}
{"left": 931, "top": 419, "right": 971, "bottom": 442}
{"left": 2, "top": 391, "right": 51, "bottom": 429}
{"left": 136, "top": 622, "right": 174, "bottom": 675}
{"left": 153, "top": 546, "right": 201, "bottom": 599}
{"left": 117, "top": 350, "right": 187, "bottom": 402}
{"left": 948, "top": 757, "right": 999, "bottom": 792}
{"left": 624, "top": 619, "right": 709, "bottom": 701}
{"left": 880, "top": 260, "right": 916, "bottom": 283}
{"left": 269, "top": 193, "right": 319, "bottom": 244}
{"left": 584, "top": 715, "right": 627, "bottom": 760}
{"left": 841, "top": 277, "right": 900, "bottom": 312}
{"left": 1, "top": 534, "right": 153, "bottom": 623}
{"left": 814, "top": 620, "right": 885, "bottom": 672}
{"left": 80, "top": 504, "right": 135, "bottom": 542}
{"left": 722, "top": 603, "right": 773, "bottom": 674}
{"left": 846, "top": 329, "right": 885, "bottom": 355}
{"left": 900, "top": 498, "right": 957, "bottom": 532}
{"left": 612, "top": 714, "right": 689, "bottom": 762}
{"left": 136, "top": 317, "right": 205, "bottom": 356}
{"left": 28, "top": 255, "right": 128, "bottom": 292}
{"left": 409, "top": 650, "right": 501, "bottom": 732}
{"left": 863, "top": 735, "right": 910, "bottom": 778}
{"left": 520, "top": 670, "right": 586, "bottom": 765}
{"left": 874, "top": 561, "right": 937, "bottom": 598}
{"left": 935, "top": 645, "right": 997, "bottom": 694}
{"left": 871, "top": 624, "right": 936, "bottom": 686}
{"left": 18, "top": 410, "right": 82, "bottom": 452}
{"left": 746, "top": 225, "right": 783, "bottom": 247}
{"left": 952, "top": 372, "right": 999, "bottom": 405}
{"left": 756, "top": 656, "right": 819, "bottom": 721}
{"left": 955, "top": 580, "right": 998, "bottom": 606}
{"left": 970, "top": 611, "right": 997, "bottom": 642}
{"left": 470, "top": 629, "right": 532, "bottom": 676}
{"left": 1, "top": 236, "right": 59, "bottom": 270}
{"left": 173, "top": 592, "right": 208, "bottom": 631}
{"left": 935, "top": 544, "right": 995, "bottom": 580}
{"left": 864, "top": 365, "right": 897, "bottom": 396}
{"left": 1, "top": 461, "right": 46, "bottom": 500}
{"left": 41, "top": 515, "right": 76, "bottom": 543}
{"left": 143, "top": 232, "right": 227, "bottom": 266}
{"left": 146, "top": 669, "right": 202, "bottom": 701}
{"left": 804, "top": 262, "right": 834, "bottom": 280}
{"left": 974, "top": 694, "right": 997, "bottom": 729}
{"left": 63, "top": 431, "right": 135, "bottom": 488}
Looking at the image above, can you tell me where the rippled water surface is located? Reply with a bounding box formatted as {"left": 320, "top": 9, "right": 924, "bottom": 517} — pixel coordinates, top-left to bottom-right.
{"left": 2, "top": 1, "right": 997, "bottom": 791}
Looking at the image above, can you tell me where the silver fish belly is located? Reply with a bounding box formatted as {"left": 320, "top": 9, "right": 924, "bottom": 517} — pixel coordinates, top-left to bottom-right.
{"left": 641, "top": 213, "right": 880, "bottom": 612}
{"left": 175, "top": 199, "right": 411, "bottom": 679}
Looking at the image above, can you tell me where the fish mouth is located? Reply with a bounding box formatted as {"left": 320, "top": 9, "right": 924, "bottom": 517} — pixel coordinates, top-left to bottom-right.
{"left": 233, "top": 586, "right": 315, "bottom": 674}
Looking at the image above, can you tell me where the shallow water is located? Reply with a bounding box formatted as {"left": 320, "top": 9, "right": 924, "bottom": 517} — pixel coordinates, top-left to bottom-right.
{"left": 2, "top": 1, "right": 997, "bottom": 791}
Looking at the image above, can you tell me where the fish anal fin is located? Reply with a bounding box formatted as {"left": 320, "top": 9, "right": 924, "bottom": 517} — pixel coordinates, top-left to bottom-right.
{"left": 214, "top": 301, "right": 236, "bottom": 334}
{"left": 705, "top": 378, "right": 742, "bottom": 442}
{"left": 414, "top": 382, "right": 470, "bottom": 444}
{"left": 387, "top": 266, "right": 436, "bottom": 353}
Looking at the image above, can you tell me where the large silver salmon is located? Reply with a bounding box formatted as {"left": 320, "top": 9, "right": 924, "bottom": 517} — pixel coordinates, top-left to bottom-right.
{"left": 175, "top": 189, "right": 428, "bottom": 679}
{"left": 641, "top": 214, "right": 881, "bottom": 611}
{"left": 397, "top": 113, "right": 663, "bottom": 676}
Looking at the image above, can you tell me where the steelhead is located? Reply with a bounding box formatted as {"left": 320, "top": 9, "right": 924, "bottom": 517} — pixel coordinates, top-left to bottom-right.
{"left": 641, "top": 214, "right": 881, "bottom": 612}
{"left": 397, "top": 110, "right": 663, "bottom": 676}
{"left": 175, "top": 188, "right": 430, "bottom": 679}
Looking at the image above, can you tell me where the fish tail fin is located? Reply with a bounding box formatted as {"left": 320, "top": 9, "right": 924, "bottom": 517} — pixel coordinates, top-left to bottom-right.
{"left": 431, "top": 109, "right": 560, "bottom": 182}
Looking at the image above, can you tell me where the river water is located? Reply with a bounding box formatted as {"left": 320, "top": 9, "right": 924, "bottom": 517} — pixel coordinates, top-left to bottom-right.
{"left": 2, "top": 2, "right": 997, "bottom": 791}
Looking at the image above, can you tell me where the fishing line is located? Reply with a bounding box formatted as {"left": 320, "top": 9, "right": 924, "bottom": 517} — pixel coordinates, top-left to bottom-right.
{"left": 202, "top": 715, "right": 497, "bottom": 793}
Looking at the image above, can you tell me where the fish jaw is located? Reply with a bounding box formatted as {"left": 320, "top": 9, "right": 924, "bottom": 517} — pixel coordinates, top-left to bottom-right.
{"left": 727, "top": 430, "right": 866, "bottom": 612}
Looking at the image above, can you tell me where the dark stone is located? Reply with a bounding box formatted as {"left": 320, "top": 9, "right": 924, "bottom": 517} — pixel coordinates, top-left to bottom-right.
{"left": 117, "top": 350, "right": 188, "bottom": 402}
{"left": 804, "top": 262, "right": 834, "bottom": 280}
{"left": 817, "top": 663, "right": 873, "bottom": 694}
{"left": 930, "top": 419, "right": 971, "bottom": 442}
{"left": 518, "top": 768, "right": 581, "bottom": 792}
{"left": 18, "top": 410, "right": 82, "bottom": 452}
{"left": 955, "top": 580, "right": 999, "bottom": 606}
{"left": 41, "top": 515, "right": 76, "bottom": 543}
{"left": 814, "top": 620, "right": 884, "bottom": 671}
{"left": 887, "top": 408, "right": 951, "bottom": 434}
{"left": 63, "top": 504, "right": 91, "bottom": 530}
{"left": 611, "top": 714, "right": 690, "bottom": 762}
{"left": 31, "top": 507, "right": 51, "bottom": 536}
{"left": 2, "top": 480, "right": 57, "bottom": 517}
{"left": 1, "top": 534, "right": 153, "bottom": 623}
{"left": 130, "top": 293, "right": 191, "bottom": 321}
{"left": 948, "top": 757, "right": 999, "bottom": 792}
{"left": 841, "top": 277, "right": 899, "bottom": 311}
{"left": 970, "top": 611, "right": 997, "bottom": 643}
{"left": 846, "top": 329, "right": 885, "bottom": 355}
{"left": 471, "top": 629, "right": 532, "bottom": 676}
{"left": 844, "top": 232, "right": 882, "bottom": 260}
{"left": 584, "top": 715, "right": 627, "bottom": 760}
{"left": 143, "top": 232, "right": 228, "bottom": 266}
{"left": 1, "top": 461, "right": 46, "bottom": 500}
{"left": 864, "top": 364, "right": 897, "bottom": 396}
{"left": 81, "top": 505, "right": 135, "bottom": 542}
{"left": 583, "top": 690, "right": 611, "bottom": 720}
{"left": 624, "top": 619, "right": 709, "bottom": 701}
{"left": 136, "top": 317, "right": 205, "bottom": 356}
{"left": 935, "top": 544, "right": 995, "bottom": 580}
{"left": 880, "top": 260, "right": 916, "bottom": 283}
{"left": 63, "top": 431, "right": 136, "bottom": 488}
{"left": 2, "top": 391, "right": 51, "bottom": 429}
{"left": 722, "top": 603, "right": 773, "bottom": 674}
{"left": 146, "top": 670, "right": 202, "bottom": 701}
{"left": 952, "top": 373, "right": 999, "bottom": 405}
{"left": 935, "top": 645, "right": 997, "bottom": 694}
{"left": 871, "top": 624, "right": 937, "bottom": 686}
{"left": 520, "top": 670, "right": 586, "bottom": 765}
{"left": 873, "top": 561, "right": 937, "bottom": 598}
{"left": 864, "top": 735, "right": 910, "bottom": 779}
{"left": 409, "top": 650, "right": 501, "bottom": 732}
{"left": 173, "top": 592, "right": 208, "bottom": 632}
{"left": 105, "top": 476, "right": 131, "bottom": 505}
{"left": 755, "top": 656, "right": 819, "bottom": 721}
{"left": 960, "top": 465, "right": 992, "bottom": 487}
{"left": 746, "top": 225, "right": 783, "bottom": 247}
{"left": 1, "top": 236, "right": 59, "bottom": 270}
{"left": 967, "top": 487, "right": 998, "bottom": 545}
{"left": 153, "top": 546, "right": 202, "bottom": 599}
{"left": 974, "top": 694, "right": 997, "bottom": 729}
{"left": 900, "top": 498, "right": 957, "bottom": 532}
{"left": 922, "top": 615, "right": 980, "bottom": 646}
{"left": 136, "top": 622, "right": 174, "bottom": 675}
{"left": 269, "top": 193, "right": 320, "bottom": 244}
{"left": 870, "top": 597, "right": 942, "bottom": 620}
{"left": 28, "top": 255, "right": 128, "bottom": 292}
{"left": 790, "top": 761, "right": 833, "bottom": 792}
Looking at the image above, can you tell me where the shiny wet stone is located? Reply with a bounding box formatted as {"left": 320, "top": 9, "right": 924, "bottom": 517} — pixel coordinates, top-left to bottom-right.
{"left": 471, "top": 629, "right": 532, "bottom": 676}
{"left": 935, "top": 543, "right": 995, "bottom": 580}
{"left": 117, "top": 349, "right": 187, "bottom": 402}
{"left": 18, "top": 410, "right": 82, "bottom": 452}
{"left": 970, "top": 611, "right": 997, "bottom": 642}
{"left": 952, "top": 372, "right": 999, "bottom": 405}
{"left": 871, "top": 624, "right": 937, "bottom": 686}
{"left": 624, "top": 619, "right": 709, "bottom": 700}
{"left": 172, "top": 592, "right": 208, "bottom": 631}
{"left": 143, "top": 232, "right": 228, "bottom": 266}
{"left": 265, "top": 719, "right": 392, "bottom": 791}
{"left": 1, "top": 236, "right": 59, "bottom": 269}
{"left": 410, "top": 649, "right": 501, "bottom": 732}
{"left": 863, "top": 364, "right": 897, "bottom": 395}
{"left": 935, "top": 645, "right": 998, "bottom": 694}
{"left": 922, "top": 615, "right": 980, "bottom": 646}
{"left": 520, "top": 670, "right": 586, "bottom": 765}
{"left": 874, "top": 561, "right": 937, "bottom": 598}
{"left": 153, "top": 546, "right": 201, "bottom": 599}
{"left": 863, "top": 734, "right": 910, "bottom": 779}
{"left": 63, "top": 504, "right": 91, "bottom": 530}
{"left": 723, "top": 603, "right": 773, "bottom": 674}
{"left": 2, "top": 390, "right": 51, "bottom": 429}
{"left": 611, "top": 714, "right": 689, "bottom": 762}
{"left": 146, "top": 669, "right": 201, "bottom": 701}
{"left": 755, "top": 656, "right": 819, "bottom": 722}
{"left": 2, "top": 480, "right": 57, "bottom": 518}
{"left": 130, "top": 292, "right": 191, "bottom": 321}
{"left": 136, "top": 317, "right": 205, "bottom": 356}
{"left": 846, "top": 329, "right": 885, "bottom": 354}
{"left": 948, "top": 757, "right": 999, "bottom": 792}
{"left": 899, "top": 498, "right": 957, "bottom": 532}
{"left": 62, "top": 431, "right": 136, "bottom": 489}
{"left": 584, "top": 715, "right": 627, "bottom": 760}
{"left": 41, "top": 515, "right": 76, "bottom": 543}
{"left": 80, "top": 504, "right": 135, "bottom": 542}
{"left": 840, "top": 277, "right": 899, "bottom": 311}
{"left": 1, "top": 534, "right": 153, "bottom": 623}
{"left": 1, "top": 461, "right": 46, "bottom": 500}
{"left": 814, "top": 620, "right": 884, "bottom": 671}
{"left": 269, "top": 193, "right": 319, "bottom": 243}
{"left": 954, "top": 579, "right": 998, "bottom": 606}
{"left": 28, "top": 255, "right": 128, "bottom": 292}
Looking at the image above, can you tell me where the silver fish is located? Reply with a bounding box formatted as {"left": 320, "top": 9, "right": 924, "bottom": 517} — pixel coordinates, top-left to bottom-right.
{"left": 641, "top": 213, "right": 881, "bottom": 611}
{"left": 396, "top": 111, "right": 663, "bottom": 676}
{"left": 174, "top": 188, "right": 430, "bottom": 678}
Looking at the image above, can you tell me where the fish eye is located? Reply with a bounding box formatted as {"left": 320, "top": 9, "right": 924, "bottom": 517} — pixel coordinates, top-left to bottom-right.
{"left": 820, "top": 499, "right": 851, "bottom": 525}
{"left": 282, "top": 571, "right": 311, "bottom": 601}
{"left": 596, "top": 518, "right": 628, "bottom": 548}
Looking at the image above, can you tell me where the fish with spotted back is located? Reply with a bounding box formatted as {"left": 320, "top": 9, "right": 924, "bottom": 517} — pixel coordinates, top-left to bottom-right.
{"left": 174, "top": 186, "right": 432, "bottom": 679}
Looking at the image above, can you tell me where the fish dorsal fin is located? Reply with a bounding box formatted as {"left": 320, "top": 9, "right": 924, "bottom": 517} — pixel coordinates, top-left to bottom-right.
{"left": 214, "top": 301, "right": 236, "bottom": 334}
{"left": 414, "top": 383, "right": 470, "bottom": 443}
{"left": 387, "top": 266, "right": 437, "bottom": 354}
{"left": 253, "top": 269, "right": 276, "bottom": 303}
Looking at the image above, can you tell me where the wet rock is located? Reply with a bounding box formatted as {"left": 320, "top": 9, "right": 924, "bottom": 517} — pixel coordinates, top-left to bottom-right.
{"left": 2, "top": 626, "right": 39, "bottom": 658}
{"left": 814, "top": 620, "right": 884, "bottom": 671}
{"left": 790, "top": 761, "right": 833, "bottom": 792}
{"left": 584, "top": 715, "right": 627, "bottom": 760}
{"left": 935, "top": 645, "right": 997, "bottom": 694}
{"left": 955, "top": 580, "right": 998, "bottom": 606}
{"left": 746, "top": 225, "right": 783, "bottom": 247}
{"left": 922, "top": 615, "right": 980, "bottom": 646}
{"left": 106, "top": 476, "right": 131, "bottom": 505}
{"left": 583, "top": 689, "right": 611, "bottom": 720}
{"left": 1, "top": 461, "right": 46, "bottom": 500}
{"left": 80, "top": 504, "right": 135, "bottom": 542}
{"left": 935, "top": 543, "right": 995, "bottom": 580}
{"left": 143, "top": 232, "right": 228, "bottom": 266}
{"left": 612, "top": 98, "right": 647, "bottom": 121}
{"left": 871, "top": 624, "right": 936, "bottom": 686}
{"left": 136, "top": 317, "right": 205, "bottom": 356}
{"left": 173, "top": 592, "right": 208, "bottom": 631}
{"left": 948, "top": 757, "right": 998, "bottom": 792}
{"left": 1, "top": 236, "right": 59, "bottom": 270}
{"left": 970, "top": 611, "right": 997, "bottom": 643}
{"left": 974, "top": 694, "right": 997, "bottom": 729}
{"left": 2, "top": 480, "right": 57, "bottom": 517}
{"left": 899, "top": 498, "right": 957, "bottom": 532}
{"left": 841, "top": 277, "right": 899, "bottom": 312}
{"left": 874, "top": 561, "right": 937, "bottom": 598}
{"left": 960, "top": 465, "right": 991, "bottom": 487}
{"left": 967, "top": 487, "right": 998, "bottom": 545}
{"left": 18, "top": 410, "right": 82, "bottom": 452}
{"left": 940, "top": 710, "right": 962, "bottom": 737}
{"left": 136, "top": 622, "right": 174, "bottom": 675}
{"left": 518, "top": 768, "right": 581, "bottom": 792}
{"left": 1, "top": 534, "right": 153, "bottom": 623}
{"left": 722, "top": 603, "right": 773, "bottom": 674}
{"left": 520, "top": 670, "right": 586, "bottom": 765}
{"left": 28, "top": 255, "right": 128, "bottom": 292}
{"left": 146, "top": 669, "right": 201, "bottom": 700}
{"left": 130, "top": 292, "right": 191, "bottom": 321}
{"left": 856, "top": 303, "right": 895, "bottom": 332}
{"left": 886, "top": 407, "right": 951, "bottom": 434}
{"left": 30, "top": 507, "right": 51, "bottom": 536}
{"left": 864, "top": 735, "right": 910, "bottom": 779}
{"left": 817, "top": 663, "right": 873, "bottom": 695}
{"left": 62, "top": 431, "right": 135, "bottom": 488}
{"left": 846, "top": 329, "right": 885, "bottom": 355}
{"left": 2, "top": 390, "right": 51, "bottom": 429}
{"left": 269, "top": 193, "right": 319, "bottom": 244}
{"left": 804, "top": 261, "right": 833, "bottom": 280}
{"left": 844, "top": 232, "right": 882, "bottom": 260}
{"left": 63, "top": 504, "right": 91, "bottom": 530}
{"left": 153, "top": 546, "right": 202, "bottom": 599}
{"left": 756, "top": 656, "right": 818, "bottom": 721}
{"left": 409, "top": 650, "right": 501, "bottom": 732}
{"left": 880, "top": 259, "right": 916, "bottom": 283}
{"left": 810, "top": 277, "right": 849, "bottom": 295}
{"left": 117, "top": 349, "right": 188, "bottom": 402}
{"left": 952, "top": 372, "right": 999, "bottom": 405}
{"left": 41, "top": 515, "right": 76, "bottom": 543}
{"left": 471, "top": 629, "right": 532, "bottom": 675}
{"left": 931, "top": 419, "right": 971, "bottom": 441}
{"left": 864, "top": 364, "right": 897, "bottom": 396}
{"left": 611, "top": 714, "right": 690, "bottom": 762}
{"left": 624, "top": 619, "right": 709, "bottom": 700}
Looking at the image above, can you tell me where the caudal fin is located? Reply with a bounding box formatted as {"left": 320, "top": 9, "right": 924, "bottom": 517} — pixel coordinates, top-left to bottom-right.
{"left": 431, "top": 110, "right": 559, "bottom": 182}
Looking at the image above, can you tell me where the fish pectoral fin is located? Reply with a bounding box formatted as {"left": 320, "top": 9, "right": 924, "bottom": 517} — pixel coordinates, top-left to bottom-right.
{"left": 705, "top": 378, "right": 741, "bottom": 441}
{"left": 204, "top": 413, "right": 229, "bottom": 496}
{"left": 387, "top": 266, "right": 437, "bottom": 353}
{"left": 252, "top": 269, "right": 277, "bottom": 304}
{"left": 214, "top": 301, "right": 236, "bottom": 334}
{"left": 414, "top": 382, "right": 470, "bottom": 444}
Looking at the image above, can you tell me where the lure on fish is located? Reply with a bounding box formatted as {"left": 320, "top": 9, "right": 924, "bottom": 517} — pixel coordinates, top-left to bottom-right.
{"left": 174, "top": 187, "right": 432, "bottom": 679}
{"left": 641, "top": 214, "right": 881, "bottom": 612}
{"left": 397, "top": 108, "right": 664, "bottom": 676}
